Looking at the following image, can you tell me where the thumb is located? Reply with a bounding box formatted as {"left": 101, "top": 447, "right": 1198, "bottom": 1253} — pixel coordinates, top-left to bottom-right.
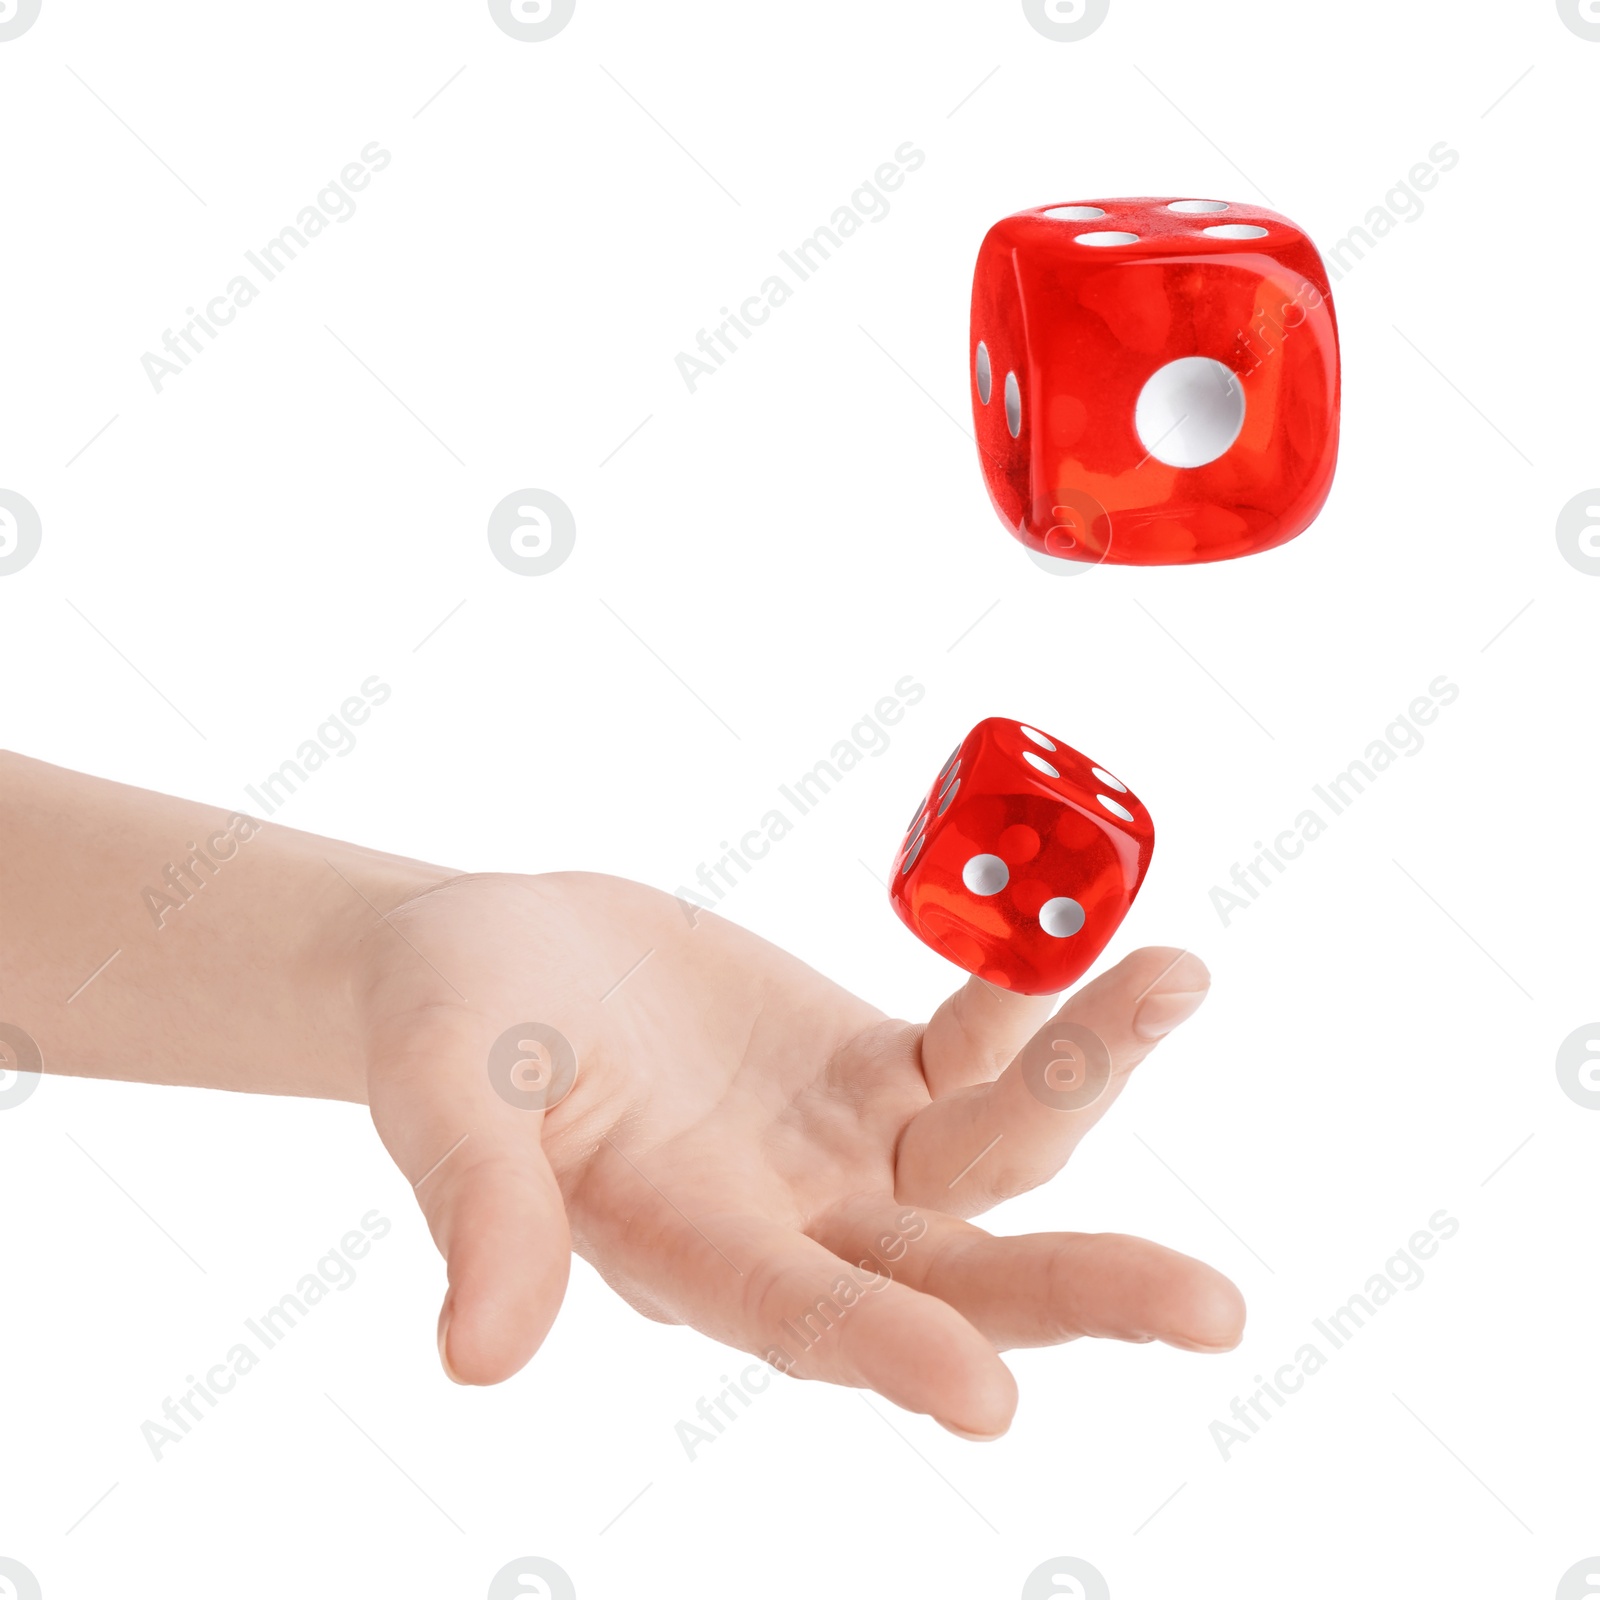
{"left": 367, "top": 1007, "right": 574, "bottom": 1385}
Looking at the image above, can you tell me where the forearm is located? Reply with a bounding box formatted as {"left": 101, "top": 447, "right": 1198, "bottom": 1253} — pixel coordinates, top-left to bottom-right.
{"left": 0, "top": 752, "right": 451, "bottom": 1102}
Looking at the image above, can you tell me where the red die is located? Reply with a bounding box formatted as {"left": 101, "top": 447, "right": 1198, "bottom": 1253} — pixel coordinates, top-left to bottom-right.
{"left": 890, "top": 718, "right": 1154, "bottom": 995}
{"left": 970, "top": 197, "right": 1340, "bottom": 566}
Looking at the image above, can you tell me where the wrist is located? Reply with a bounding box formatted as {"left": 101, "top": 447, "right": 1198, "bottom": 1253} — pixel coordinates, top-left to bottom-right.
{"left": 276, "top": 834, "right": 456, "bottom": 1104}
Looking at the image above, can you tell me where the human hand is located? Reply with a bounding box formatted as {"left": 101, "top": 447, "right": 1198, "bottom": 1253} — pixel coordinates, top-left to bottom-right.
{"left": 358, "top": 871, "right": 1243, "bottom": 1439}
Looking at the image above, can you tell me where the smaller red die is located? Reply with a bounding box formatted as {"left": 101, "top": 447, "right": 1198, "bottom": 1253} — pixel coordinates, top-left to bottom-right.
{"left": 889, "top": 718, "right": 1154, "bottom": 995}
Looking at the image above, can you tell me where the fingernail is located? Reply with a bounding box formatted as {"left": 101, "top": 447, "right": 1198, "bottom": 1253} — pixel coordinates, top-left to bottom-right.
{"left": 437, "top": 1306, "right": 464, "bottom": 1384}
{"left": 938, "top": 1419, "right": 1007, "bottom": 1442}
{"left": 1133, "top": 988, "right": 1208, "bottom": 1041}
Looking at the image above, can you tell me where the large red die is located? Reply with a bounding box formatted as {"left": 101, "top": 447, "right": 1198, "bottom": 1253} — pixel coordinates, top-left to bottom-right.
{"left": 970, "top": 197, "right": 1340, "bottom": 566}
{"left": 890, "top": 718, "right": 1154, "bottom": 995}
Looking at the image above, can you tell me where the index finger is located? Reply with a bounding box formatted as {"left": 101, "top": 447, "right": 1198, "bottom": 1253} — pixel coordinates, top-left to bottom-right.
{"left": 894, "top": 947, "right": 1209, "bottom": 1217}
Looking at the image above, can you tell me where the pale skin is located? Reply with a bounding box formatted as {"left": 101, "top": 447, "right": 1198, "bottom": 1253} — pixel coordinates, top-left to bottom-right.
{"left": 1, "top": 753, "right": 1244, "bottom": 1438}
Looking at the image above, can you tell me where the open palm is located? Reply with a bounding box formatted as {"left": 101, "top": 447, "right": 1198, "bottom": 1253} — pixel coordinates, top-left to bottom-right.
{"left": 358, "top": 871, "right": 1242, "bottom": 1439}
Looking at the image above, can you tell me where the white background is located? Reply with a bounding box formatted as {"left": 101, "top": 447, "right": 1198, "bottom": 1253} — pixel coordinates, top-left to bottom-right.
{"left": 2, "top": 2, "right": 1598, "bottom": 1596}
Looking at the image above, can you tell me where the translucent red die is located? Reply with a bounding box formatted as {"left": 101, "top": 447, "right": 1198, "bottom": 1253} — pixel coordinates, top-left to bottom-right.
{"left": 970, "top": 197, "right": 1340, "bottom": 566}
{"left": 890, "top": 718, "right": 1154, "bottom": 995}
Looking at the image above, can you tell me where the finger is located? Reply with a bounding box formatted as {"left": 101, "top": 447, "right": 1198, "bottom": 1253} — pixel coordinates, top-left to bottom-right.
{"left": 919, "top": 976, "right": 1059, "bottom": 1098}
{"left": 814, "top": 1199, "right": 1244, "bottom": 1353}
{"left": 734, "top": 1221, "right": 1018, "bottom": 1438}
{"left": 896, "top": 946, "right": 1209, "bottom": 1215}
{"left": 587, "top": 1173, "right": 1017, "bottom": 1438}
{"left": 367, "top": 1004, "right": 572, "bottom": 1386}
